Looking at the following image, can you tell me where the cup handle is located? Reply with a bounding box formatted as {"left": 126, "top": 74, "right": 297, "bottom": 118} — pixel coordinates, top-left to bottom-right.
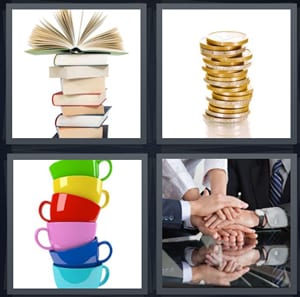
{"left": 98, "top": 265, "right": 110, "bottom": 287}
{"left": 97, "top": 160, "right": 113, "bottom": 181}
{"left": 38, "top": 201, "right": 51, "bottom": 222}
{"left": 97, "top": 241, "right": 113, "bottom": 264}
{"left": 99, "top": 190, "right": 110, "bottom": 209}
{"left": 34, "top": 228, "right": 52, "bottom": 250}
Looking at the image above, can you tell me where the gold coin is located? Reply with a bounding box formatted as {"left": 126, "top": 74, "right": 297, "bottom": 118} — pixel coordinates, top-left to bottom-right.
{"left": 203, "top": 67, "right": 248, "bottom": 78}
{"left": 207, "top": 31, "right": 248, "bottom": 47}
{"left": 207, "top": 84, "right": 248, "bottom": 93}
{"left": 206, "top": 109, "right": 249, "bottom": 119}
{"left": 212, "top": 49, "right": 252, "bottom": 63}
{"left": 203, "top": 56, "right": 251, "bottom": 66}
{"left": 212, "top": 92, "right": 253, "bottom": 101}
{"left": 203, "top": 112, "right": 248, "bottom": 123}
{"left": 206, "top": 97, "right": 250, "bottom": 108}
{"left": 208, "top": 104, "right": 249, "bottom": 114}
{"left": 204, "top": 62, "right": 251, "bottom": 71}
{"left": 206, "top": 74, "right": 247, "bottom": 82}
{"left": 203, "top": 57, "right": 245, "bottom": 67}
{"left": 204, "top": 77, "right": 250, "bottom": 88}
{"left": 212, "top": 87, "right": 253, "bottom": 97}
{"left": 200, "top": 38, "right": 242, "bottom": 51}
{"left": 200, "top": 47, "right": 245, "bottom": 58}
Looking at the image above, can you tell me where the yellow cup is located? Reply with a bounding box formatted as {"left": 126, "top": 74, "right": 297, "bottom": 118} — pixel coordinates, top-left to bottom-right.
{"left": 53, "top": 176, "right": 109, "bottom": 208}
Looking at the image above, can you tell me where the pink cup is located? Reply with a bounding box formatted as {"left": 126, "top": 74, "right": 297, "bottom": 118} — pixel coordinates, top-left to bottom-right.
{"left": 35, "top": 222, "right": 96, "bottom": 251}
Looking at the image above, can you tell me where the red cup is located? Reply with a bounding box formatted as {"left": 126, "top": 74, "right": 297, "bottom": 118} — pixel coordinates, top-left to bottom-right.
{"left": 39, "top": 193, "right": 100, "bottom": 222}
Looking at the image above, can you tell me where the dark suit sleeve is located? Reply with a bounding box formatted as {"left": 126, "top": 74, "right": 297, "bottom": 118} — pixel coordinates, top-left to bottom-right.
{"left": 162, "top": 199, "right": 183, "bottom": 229}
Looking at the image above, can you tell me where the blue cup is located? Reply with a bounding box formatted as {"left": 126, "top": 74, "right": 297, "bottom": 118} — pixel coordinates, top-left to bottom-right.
{"left": 53, "top": 263, "right": 110, "bottom": 288}
{"left": 49, "top": 237, "right": 112, "bottom": 268}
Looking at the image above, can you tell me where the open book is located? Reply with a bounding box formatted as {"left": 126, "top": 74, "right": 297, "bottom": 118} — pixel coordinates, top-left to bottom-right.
{"left": 26, "top": 10, "right": 126, "bottom": 55}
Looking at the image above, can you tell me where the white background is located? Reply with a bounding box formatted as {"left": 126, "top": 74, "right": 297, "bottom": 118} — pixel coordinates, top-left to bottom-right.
{"left": 12, "top": 9, "right": 141, "bottom": 138}
{"left": 162, "top": 9, "right": 291, "bottom": 138}
{"left": 13, "top": 159, "right": 142, "bottom": 289}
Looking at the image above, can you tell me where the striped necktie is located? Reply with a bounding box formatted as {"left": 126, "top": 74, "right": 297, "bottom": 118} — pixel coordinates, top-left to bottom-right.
{"left": 270, "top": 160, "right": 283, "bottom": 206}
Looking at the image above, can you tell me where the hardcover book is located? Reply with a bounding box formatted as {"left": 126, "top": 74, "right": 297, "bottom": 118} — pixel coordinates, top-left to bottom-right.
{"left": 52, "top": 91, "right": 107, "bottom": 106}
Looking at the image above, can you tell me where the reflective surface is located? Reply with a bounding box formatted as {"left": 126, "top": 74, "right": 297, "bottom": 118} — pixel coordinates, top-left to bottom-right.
{"left": 162, "top": 229, "right": 290, "bottom": 288}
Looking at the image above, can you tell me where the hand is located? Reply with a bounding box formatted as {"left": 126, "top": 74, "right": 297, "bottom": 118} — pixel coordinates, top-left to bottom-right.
{"left": 191, "top": 264, "right": 250, "bottom": 286}
{"left": 204, "top": 209, "right": 259, "bottom": 229}
{"left": 215, "top": 224, "right": 257, "bottom": 242}
{"left": 204, "top": 207, "right": 241, "bottom": 229}
{"left": 201, "top": 190, "right": 241, "bottom": 222}
{"left": 191, "top": 244, "right": 221, "bottom": 266}
{"left": 189, "top": 194, "right": 249, "bottom": 218}
{"left": 222, "top": 237, "right": 258, "bottom": 256}
{"left": 221, "top": 246, "right": 262, "bottom": 268}
{"left": 190, "top": 215, "right": 219, "bottom": 239}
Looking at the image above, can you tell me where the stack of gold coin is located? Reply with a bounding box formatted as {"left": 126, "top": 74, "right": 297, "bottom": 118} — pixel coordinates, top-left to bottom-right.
{"left": 200, "top": 31, "right": 253, "bottom": 123}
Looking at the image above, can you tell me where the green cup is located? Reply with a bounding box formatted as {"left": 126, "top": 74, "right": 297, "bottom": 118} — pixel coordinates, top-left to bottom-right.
{"left": 49, "top": 160, "right": 112, "bottom": 181}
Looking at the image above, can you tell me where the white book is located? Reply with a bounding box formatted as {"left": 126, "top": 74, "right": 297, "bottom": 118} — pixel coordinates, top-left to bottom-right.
{"left": 54, "top": 53, "right": 109, "bottom": 66}
{"left": 52, "top": 91, "right": 107, "bottom": 106}
{"left": 49, "top": 65, "right": 109, "bottom": 79}
{"left": 55, "top": 107, "right": 111, "bottom": 127}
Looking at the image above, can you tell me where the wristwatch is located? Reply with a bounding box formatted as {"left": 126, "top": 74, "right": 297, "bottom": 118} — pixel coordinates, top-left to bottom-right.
{"left": 255, "top": 246, "right": 266, "bottom": 266}
{"left": 254, "top": 209, "right": 265, "bottom": 228}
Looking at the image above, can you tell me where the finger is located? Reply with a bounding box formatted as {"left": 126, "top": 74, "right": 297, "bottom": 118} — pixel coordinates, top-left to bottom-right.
{"left": 205, "top": 254, "right": 219, "bottom": 266}
{"left": 210, "top": 218, "right": 225, "bottom": 229}
{"left": 223, "top": 207, "right": 233, "bottom": 220}
{"left": 229, "top": 235, "right": 237, "bottom": 243}
{"left": 225, "top": 260, "right": 237, "bottom": 273}
{"left": 216, "top": 209, "right": 226, "bottom": 220}
{"left": 244, "top": 232, "right": 258, "bottom": 239}
{"left": 237, "top": 230, "right": 244, "bottom": 243}
{"left": 218, "top": 260, "right": 227, "bottom": 271}
{"left": 228, "top": 207, "right": 239, "bottom": 219}
{"left": 203, "top": 214, "right": 213, "bottom": 221}
{"left": 227, "top": 229, "right": 238, "bottom": 237}
{"left": 224, "top": 267, "right": 250, "bottom": 283}
{"left": 218, "top": 229, "right": 231, "bottom": 237}
{"left": 234, "top": 207, "right": 241, "bottom": 214}
{"left": 204, "top": 215, "right": 218, "bottom": 227}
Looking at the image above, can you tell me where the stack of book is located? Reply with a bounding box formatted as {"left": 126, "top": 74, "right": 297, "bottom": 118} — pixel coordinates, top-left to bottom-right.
{"left": 26, "top": 10, "right": 126, "bottom": 138}
{"left": 50, "top": 53, "right": 111, "bottom": 138}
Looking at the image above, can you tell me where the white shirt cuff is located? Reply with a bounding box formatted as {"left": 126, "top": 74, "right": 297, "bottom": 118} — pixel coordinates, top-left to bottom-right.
{"left": 180, "top": 200, "right": 193, "bottom": 228}
{"left": 182, "top": 261, "right": 193, "bottom": 283}
{"left": 184, "top": 247, "right": 196, "bottom": 267}
{"left": 261, "top": 207, "right": 288, "bottom": 228}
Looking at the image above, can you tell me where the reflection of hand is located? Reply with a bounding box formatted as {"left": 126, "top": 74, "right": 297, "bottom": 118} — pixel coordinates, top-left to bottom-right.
{"left": 222, "top": 247, "right": 262, "bottom": 268}
{"left": 191, "top": 264, "right": 249, "bottom": 286}
{"left": 191, "top": 245, "right": 222, "bottom": 266}
{"left": 204, "top": 209, "right": 259, "bottom": 229}
{"left": 222, "top": 237, "right": 258, "bottom": 256}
